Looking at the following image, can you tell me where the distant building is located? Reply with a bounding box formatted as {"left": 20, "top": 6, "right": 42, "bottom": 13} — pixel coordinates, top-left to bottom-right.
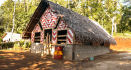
{"left": 2, "top": 32, "right": 22, "bottom": 42}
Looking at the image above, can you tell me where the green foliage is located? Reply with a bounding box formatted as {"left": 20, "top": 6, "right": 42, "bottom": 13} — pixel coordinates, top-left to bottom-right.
{"left": 19, "top": 40, "right": 25, "bottom": 47}
{"left": 13, "top": 40, "right": 31, "bottom": 50}
{"left": 0, "top": 0, "right": 130, "bottom": 36}
{"left": 0, "top": 42, "right": 15, "bottom": 49}
{"left": 0, "top": 0, "right": 40, "bottom": 33}
{"left": 50, "top": 0, "right": 124, "bottom": 33}
{"left": 118, "top": 6, "right": 131, "bottom": 32}
{"left": 113, "top": 32, "right": 131, "bottom": 38}
{"left": 21, "top": 41, "right": 31, "bottom": 50}
{"left": 0, "top": 8, "right": 4, "bottom": 43}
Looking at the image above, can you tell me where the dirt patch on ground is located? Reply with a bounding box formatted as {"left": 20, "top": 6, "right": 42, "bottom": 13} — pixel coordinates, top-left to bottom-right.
{"left": 111, "top": 37, "right": 131, "bottom": 52}
{"left": 0, "top": 50, "right": 131, "bottom": 70}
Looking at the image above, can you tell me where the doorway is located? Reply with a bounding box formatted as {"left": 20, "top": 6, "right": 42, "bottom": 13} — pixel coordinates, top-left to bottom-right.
{"left": 44, "top": 29, "right": 52, "bottom": 55}
{"left": 44, "top": 29, "right": 52, "bottom": 44}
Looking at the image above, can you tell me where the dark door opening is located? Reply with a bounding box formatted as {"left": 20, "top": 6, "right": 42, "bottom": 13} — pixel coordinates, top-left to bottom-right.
{"left": 44, "top": 29, "right": 52, "bottom": 44}
{"left": 34, "top": 32, "right": 41, "bottom": 43}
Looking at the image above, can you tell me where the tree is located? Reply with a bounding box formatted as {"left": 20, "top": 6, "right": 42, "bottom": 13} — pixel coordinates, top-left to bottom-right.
{"left": 0, "top": 0, "right": 127, "bottom": 36}
{"left": 0, "top": 0, "right": 41, "bottom": 33}
{"left": 0, "top": 9, "right": 4, "bottom": 43}
{"left": 118, "top": 6, "right": 131, "bottom": 32}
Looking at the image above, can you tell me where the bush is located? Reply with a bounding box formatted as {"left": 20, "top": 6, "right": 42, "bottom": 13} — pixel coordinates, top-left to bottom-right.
{"left": 0, "top": 42, "right": 15, "bottom": 49}
{"left": 19, "top": 40, "right": 25, "bottom": 47}
{"left": 13, "top": 42, "right": 20, "bottom": 50}
{"left": 0, "top": 40, "right": 31, "bottom": 50}
{"left": 25, "top": 42, "right": 31, "bottom": 48}
{"left": 21, "top": 41, "right": 31, "bottom": 50}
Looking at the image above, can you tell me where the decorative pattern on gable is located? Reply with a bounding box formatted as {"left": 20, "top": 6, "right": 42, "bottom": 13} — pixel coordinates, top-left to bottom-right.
{"left": 33, "top": 24, "right": 41, "bottom": 32}
{"left": 57, "top": 20, "right": 68, "bottom": 30}
{"left": 40, "top": 7, "right": 58, "bottom": 29}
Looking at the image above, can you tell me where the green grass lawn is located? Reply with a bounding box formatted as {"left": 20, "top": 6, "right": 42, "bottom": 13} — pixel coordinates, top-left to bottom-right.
{"left": 113, "top": 32, "right": 131, "bottom": 38}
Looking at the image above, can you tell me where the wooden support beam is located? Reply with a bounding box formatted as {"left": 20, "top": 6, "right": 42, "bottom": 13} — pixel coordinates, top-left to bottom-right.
{"left": 54, "top": 17, "right": 61, "bottom": 29}
{"left": 38, "top": 21, "right": 43, "bottom": 30}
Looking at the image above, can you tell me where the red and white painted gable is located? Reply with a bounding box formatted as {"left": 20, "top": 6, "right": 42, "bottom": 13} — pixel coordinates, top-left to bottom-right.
{"left": 40, "top": 7, "right": 58, "bottom": 29}
{"left": 31, "top": 7, "right": 74, "bottom": 44}
{"left": 57, "top": 20, "right": 68, "bottom": 30}
{"left": 33, "top": 24, "right": 41, "bottom": 32}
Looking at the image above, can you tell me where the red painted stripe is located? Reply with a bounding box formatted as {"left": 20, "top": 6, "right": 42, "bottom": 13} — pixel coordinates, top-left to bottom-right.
{"left": 52, "top": 36, "right": 57, "bottom": 40}
{"left": 68, "top": 30, "right": 73, "bottom": 39}
{"left": 52, "top": 31, "right": 57, "bottom": 35}
{"left": 67, "top": 37, "right": 72, "bottom": 44}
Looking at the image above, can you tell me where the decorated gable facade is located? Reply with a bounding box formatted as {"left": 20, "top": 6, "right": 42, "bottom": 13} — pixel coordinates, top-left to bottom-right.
{"left": 31, "top": 7, "right": 73, "bottom": 45}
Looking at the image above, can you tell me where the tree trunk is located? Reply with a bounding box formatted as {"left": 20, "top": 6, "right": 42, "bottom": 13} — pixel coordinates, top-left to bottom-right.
{"left": 11, "top": 0, "right": 16, "bottom": 41}
{"left": 114, "top": 23, "right": 117, "bottom": 33}
{"left": 68, "top": 0, "right": 70, "bottom": 9}
{"left": 11, "top": 0, "right": 16, "bottom": 33}
{"left": 111, "top": 23, "right": 114, "bottom": 36}
{"left": 111, "top": 17, "right": 115, "bottom": 36}
{"left": 24, "top": 0, "right": 27, "bottom": 12}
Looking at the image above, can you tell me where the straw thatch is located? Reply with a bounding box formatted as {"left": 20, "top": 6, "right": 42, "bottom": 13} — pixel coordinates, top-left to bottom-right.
{"left": 23, "top": 0, "right": 116, "bottom": 45}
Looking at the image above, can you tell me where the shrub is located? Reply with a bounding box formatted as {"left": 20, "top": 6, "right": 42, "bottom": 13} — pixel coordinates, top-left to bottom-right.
{"left": 13, "top": 42, "right": 20, "bottom": 50}
{"left": 0, "top": 42, "right": 15, "bottom": 49}
{"left": 22, "top": 41, "right": 31, "bottom": 50}
{"left": 26, "top": 42, "right": 31, "bottom": 48}
{"left": 0, "top": 40, "right": 31, "bottom": 50}
{"left": 19, "top": 40, "right": 25, "bottom": 47}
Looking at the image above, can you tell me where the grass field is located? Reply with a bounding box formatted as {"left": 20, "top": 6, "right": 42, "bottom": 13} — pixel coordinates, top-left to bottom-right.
{"left": 113, "top": 32, "right": 131, "bottom": 38}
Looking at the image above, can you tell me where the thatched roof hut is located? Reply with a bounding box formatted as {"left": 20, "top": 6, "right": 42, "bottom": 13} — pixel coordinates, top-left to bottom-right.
{"left": 23, "top": 0, "right": 116, "bottom": 45}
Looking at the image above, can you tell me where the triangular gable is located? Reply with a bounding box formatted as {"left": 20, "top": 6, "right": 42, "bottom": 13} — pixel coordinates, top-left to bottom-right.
{"left": 40, "top": 7, "right": 58, "bottom": 29}
{"left": 57, "top": 20, "right": 68, "bottom": 30}
{"left": 33, "top": 24, "right": 41, "bottom": 32}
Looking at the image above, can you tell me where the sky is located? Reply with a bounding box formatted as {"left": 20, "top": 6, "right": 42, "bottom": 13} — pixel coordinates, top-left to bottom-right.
{"left": 0, "top": 0, "right": 6, "bottom": 6}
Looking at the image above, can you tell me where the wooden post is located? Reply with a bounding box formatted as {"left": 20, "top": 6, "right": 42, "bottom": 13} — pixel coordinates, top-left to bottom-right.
{"left": 49, "top": 34, "right": 51, "bottom": 55}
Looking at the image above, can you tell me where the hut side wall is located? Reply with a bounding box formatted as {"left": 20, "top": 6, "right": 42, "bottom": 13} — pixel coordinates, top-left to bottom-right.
{"left": 63, "top": 45, "right": 74, "bottom": 60}
{"left": 63, "top": 45, "right": 110, "bottom": 60}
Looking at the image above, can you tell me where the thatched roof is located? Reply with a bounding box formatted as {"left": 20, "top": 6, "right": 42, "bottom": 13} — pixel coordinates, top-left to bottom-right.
{"left": 23, "top": 0, "right": 116, "bottom": 45}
